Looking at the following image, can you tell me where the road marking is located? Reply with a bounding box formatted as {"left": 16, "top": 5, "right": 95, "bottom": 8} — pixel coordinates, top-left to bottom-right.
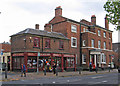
{"left": 91, "top": 76, "right": 104, "bottom": 79}
{"left": 53, "top": 81, "right": 55, "bottom": 83}
{"left": 67, "top": 80, "right": 70, "bottom": 82}
{"left": 102, "top": 80, "right": 107, "bottom": 83}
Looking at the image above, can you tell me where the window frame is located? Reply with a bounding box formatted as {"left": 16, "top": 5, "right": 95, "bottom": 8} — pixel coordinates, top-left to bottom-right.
{"left": 71, "top": 37, "right": 77, "bottom": 48}
{"left": 83, "top": 40, "right": 86, "bottom": 46}
{"left": 45, "top": 39, "right": 50, "bottom": 49}
{"left": 82, "top": 54, "right": 86, "bottom": 64}
{"left": 59, "top": 40, "right": 64, "bottom": 49}
{"left": 71, "top": 25, "right": 77, "bottom": 33}
{"left": 91, "top": 39, "right": 94, "bottom": 48}
{"left": 98, "top": 40, "right": 101, "bottom": 49}
{"left": 33, "top": 37, "right": 40, "bottom": 48}
{"left": 104, "top": 42, "right": 106, "bottom": 49}
{"left": 98, "top": 30, "right": 101, "bottom": 36}
{"left": 103, "top": 32, "right": 106, "bottom": 38}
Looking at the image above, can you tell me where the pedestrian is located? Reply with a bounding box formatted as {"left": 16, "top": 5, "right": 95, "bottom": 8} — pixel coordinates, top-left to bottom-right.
{"left": 53, "top": 63, "right": 56, "bottom": 74}
{"left": 21, "top": 64, "right": 26, "bottom": 77}
{"left": 89, "top": 62, "right": 92, "bottom": 72}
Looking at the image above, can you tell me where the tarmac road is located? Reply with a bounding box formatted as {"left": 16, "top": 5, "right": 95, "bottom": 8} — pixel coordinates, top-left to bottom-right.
{"left": 2, "top": 72, "right": 119, "bottom": 85}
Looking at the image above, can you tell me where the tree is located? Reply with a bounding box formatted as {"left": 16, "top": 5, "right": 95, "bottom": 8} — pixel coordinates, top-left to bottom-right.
{"left": 104, "top": 0, "right": 120, "bottom": 30}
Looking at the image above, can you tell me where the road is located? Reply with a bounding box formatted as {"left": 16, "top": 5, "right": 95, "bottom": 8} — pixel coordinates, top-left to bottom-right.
{"left": 2, "top": 72, "right": 119, "bottom": 85}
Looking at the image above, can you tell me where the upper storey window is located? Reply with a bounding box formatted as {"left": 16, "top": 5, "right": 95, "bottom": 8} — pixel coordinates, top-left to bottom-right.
{"left": 34, "top": 37, "right": 40, "bottom": 48}
{"left": 71, "top": 37, "right": 77, "bottom": 48}
{"left": 45, "top": 39, "right": 50, "bottom": 48}
{"left": 98, "top": 30, "right": 101, "bottom": 36}
{"left": 103, "top": 32, "right": 106, "bottom": 38}
{"left": 71, "top": 25, "right": 77, "bottom": 33}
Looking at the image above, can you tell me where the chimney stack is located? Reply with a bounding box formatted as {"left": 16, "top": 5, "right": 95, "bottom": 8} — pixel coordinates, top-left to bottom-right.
{"left": 105, "top": 16, "right": 109, "bottom": 29}
{"left": 35, "top": 24, "right": 39, "bottom": 29}
{"left": 55, "top": 6, "right": 62, "bottom": 17}
{"left": 91, "top": 15, "right": 96, "bottom": 25}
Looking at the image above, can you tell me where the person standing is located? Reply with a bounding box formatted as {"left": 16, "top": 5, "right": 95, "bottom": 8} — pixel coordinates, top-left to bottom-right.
{"left": 21, "top": 64, "right": 26, "bottom": 77}
{"left": 53, "top": 63, "right": 56, "bottom": 74}
{"left": 89, "top": 62, "right": 92, "bottom": 72}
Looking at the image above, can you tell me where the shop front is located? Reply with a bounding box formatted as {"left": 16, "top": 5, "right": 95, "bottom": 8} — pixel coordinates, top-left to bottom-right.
{"left": 12, "top": 52, "right": 76, "bottom": 72}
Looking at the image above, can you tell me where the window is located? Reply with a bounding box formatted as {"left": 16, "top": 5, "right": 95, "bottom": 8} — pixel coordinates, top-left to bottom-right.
{"left": 98, "top": 30, "right": 101, "bottom": 36}
{"left": 82, "top": 54, "right": 86, "bottom": 64}
{"left": 45, "top": 39, "right": 50, "bottom": 48}
{"left": 67, "top": 57, "right": 74, "bottom": 67}
{"left": 83, "top": 40, "right": 86, "bottom": 46}
{"left": 98, "top": 40, "right": 101, "bottom": 48}
{"left": 102, "top": 54, "right": 106, "bottom": 63}
{"left": 83, "top": 28, "right": 86, "bottom": 32}
{"left": 104, "top": 42, "right": 106, "bottom": 49}
{"left": 103, "top": 32, "right": 106, "bottom": 38}
{"left": 27, "top": 57, "right": 37, "bottom": 68}
{"left": 71, "top": 37, "right": 77, "bottom": 47}
{"left": 71, "top": 25, "right": 77, "bottom": 33}
{"left": 34, "top": 37, "right": 40, "bottom": 48}
{"left": 91, "top": 39, "right": 94, "bottom": 48}
{"left": 59, "top": 40, "right": 64, "bottom": 49}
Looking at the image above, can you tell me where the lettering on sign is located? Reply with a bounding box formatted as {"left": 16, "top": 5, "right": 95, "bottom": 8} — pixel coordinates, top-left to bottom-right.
{"left": 64, "top": 54, "right": 75, "bottom": 57}
{"left": 53, "top": 54, "right": 61, "bottom": 57}
{"left": 13, "top": 53, "right": 24, "bottom": 56}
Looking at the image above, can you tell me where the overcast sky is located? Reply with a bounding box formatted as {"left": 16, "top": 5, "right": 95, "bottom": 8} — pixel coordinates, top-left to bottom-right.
{"left": 0, "top": 0, "right": 118, "bottom": 43}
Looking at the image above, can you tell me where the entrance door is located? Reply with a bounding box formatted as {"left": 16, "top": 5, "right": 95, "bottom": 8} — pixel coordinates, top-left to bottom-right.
{"left": 63, "top": 58, "right": 67, "bottom": 70}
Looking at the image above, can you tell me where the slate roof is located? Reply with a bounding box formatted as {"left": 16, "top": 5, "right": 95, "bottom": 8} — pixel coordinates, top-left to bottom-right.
{"left": 10, "top": 28, "right": 69, "bottom": 40}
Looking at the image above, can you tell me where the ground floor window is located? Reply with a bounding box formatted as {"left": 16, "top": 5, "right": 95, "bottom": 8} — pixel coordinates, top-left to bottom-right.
{"left": 27, "top": 57, "right": 37, "bottom": 68}
{"left": 82, "top": 54, "right": 86, "bottom": 64}
{"left": 12, "top": 57, "right": 24, "bottom": 69}
{"left": 67, "top": 57, "right": 74, "bottom": 68}
{"left": 52, "top": 57, "right": 61, "bottom": 68}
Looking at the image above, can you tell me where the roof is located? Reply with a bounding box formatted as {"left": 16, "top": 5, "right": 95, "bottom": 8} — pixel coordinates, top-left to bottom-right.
{"left": 50, "top": 16, "right": 113, "bottom": 32}
{"left": 10, "top": 28, "right": 69, "bottom": 40}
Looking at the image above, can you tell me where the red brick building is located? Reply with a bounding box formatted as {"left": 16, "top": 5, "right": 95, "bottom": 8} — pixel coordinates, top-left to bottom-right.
{"left": 0, "top": 42, "right": 11, "bottom": 70}
{"left": 11, "top": 6, "right": 115, "bottom": 72}
{"left": 44, "top": 6, "right": 114, "bottom": 69}
{"left": 11, "top": 26, "right": 76, "bottom": 72}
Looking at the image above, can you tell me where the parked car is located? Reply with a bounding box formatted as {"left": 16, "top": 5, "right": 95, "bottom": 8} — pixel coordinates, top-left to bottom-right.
{"left": 118, "top": 67, "right": 120, "bottom": 73}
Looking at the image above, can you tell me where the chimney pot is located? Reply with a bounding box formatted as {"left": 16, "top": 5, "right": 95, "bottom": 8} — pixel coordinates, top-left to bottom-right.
{"left": 35, "top": 24, "right": 39, "bottom": 29}
{"left": 91, "top": 15, "right": 96, "bottom": 25}
{"left": 55, "top": 6, "right": 62, "bottom": 17}
{"left": 105, "top": 16, "right": 109, "bottom": 29}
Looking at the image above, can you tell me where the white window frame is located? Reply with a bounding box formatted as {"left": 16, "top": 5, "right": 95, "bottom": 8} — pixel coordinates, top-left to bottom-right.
{"left": 103, "top": 32, "right": 106, "bottom": 38}
{"left": 82, "top": 54, "right": 86, "bottom": 64}
{"left": 83, "top": 28, "right": 86, "bottom": 32}
{"left": 71, "top": 25, "right": 77, "bottom": 33}
{"left": 101, "top": 53, "right": 106, "bottom": 64}
{"left": 98, "top": 40, "right": 101, "bottom": 49}
{"left": 98, "top": 30, "right": 101, "bottom": 36}
{"left": 104, "top": 42, "right": 106, "bottom": 49}
{"left": 91, "top": 39, "right": 94, "bottom": 48}
{"left": 83, "top": 40, "right": 86, "bottom": 46}
{"left": 71, "top": 37, "right": 77, "bottom": 48}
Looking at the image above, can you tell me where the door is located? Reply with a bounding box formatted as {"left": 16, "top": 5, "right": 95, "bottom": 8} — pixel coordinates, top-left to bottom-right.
{"left": 63, "top": 58, "right": 67, "bottom": 70}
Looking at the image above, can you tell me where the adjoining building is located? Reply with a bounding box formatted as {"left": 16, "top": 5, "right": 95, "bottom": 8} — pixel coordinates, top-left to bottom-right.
{"left": 44, "top": 6, "right": 114, "bottom": 69}
{"left": 0, "top": 42, "right": 11, "bottom": 71}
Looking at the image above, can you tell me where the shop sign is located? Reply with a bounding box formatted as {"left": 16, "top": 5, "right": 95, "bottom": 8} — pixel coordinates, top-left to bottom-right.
{"left": 40, "top": 53, "right": 50, "bottom": 56}
{"left": 64, "top": 54, "right": 75, "bottom": 57}
{"left": 28, "top": 53, "right": 37, "bottom": 56}
{"left": 13, "top": 53, "right": 24, "bottom": 56}
{"left": 53, "top": 54, "right": 61, "bottom": 57}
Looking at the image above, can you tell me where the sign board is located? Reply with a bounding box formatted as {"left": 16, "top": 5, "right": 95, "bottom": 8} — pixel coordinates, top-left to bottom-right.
{"left": 37, "top": 52, "right": 40, "bottom": 57}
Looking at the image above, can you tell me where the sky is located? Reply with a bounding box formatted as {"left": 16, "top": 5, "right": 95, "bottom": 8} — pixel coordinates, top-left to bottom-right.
{"left": 0, "top": 0, "right": 118, "bottom": 43}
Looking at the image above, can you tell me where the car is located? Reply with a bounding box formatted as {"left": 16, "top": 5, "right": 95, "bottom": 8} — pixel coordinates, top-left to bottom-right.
{"left": 118, "top": 67, "right": 120, "bottom": 73}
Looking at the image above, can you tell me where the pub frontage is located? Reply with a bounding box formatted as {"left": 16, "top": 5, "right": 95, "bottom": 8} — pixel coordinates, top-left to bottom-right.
{"left": 12, "top": 52, "right": 76, "bottom": 72}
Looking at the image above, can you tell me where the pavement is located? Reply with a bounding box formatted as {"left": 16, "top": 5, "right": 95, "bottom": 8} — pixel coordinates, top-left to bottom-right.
{"left": 0, "top": 69, "right": 118, "bottom": 82}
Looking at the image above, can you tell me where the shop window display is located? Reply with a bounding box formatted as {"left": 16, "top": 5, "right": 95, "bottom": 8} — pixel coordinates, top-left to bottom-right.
{"left": 67, "top": 57, "right": 74, "bottom": 67}
{"left": 27, "top": 57, "right": 37, "bottom": 68}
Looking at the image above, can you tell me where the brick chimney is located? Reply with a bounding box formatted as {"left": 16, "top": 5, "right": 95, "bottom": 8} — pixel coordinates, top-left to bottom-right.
{"left": 105, "top": 16, "right": 109, "bottom": 29}
{"left": 35, "top": 24, "right": 39, "bottom": 29}
{"left": 55, "top": 6, "right": 62, "bottom": 17}
{"left": 91, "top": 15, "right": 96, "bottom": 25}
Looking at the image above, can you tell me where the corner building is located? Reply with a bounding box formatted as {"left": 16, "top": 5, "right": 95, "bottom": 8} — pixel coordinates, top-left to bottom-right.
{"left": 44, "top": 6, "right": 114, "bottom": 69}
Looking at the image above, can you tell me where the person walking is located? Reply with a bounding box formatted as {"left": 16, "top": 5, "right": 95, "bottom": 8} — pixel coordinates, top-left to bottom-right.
{"left": 89, "top": 62, "right": 92, "bottom": 72}
{"left": 53, "top": 63, "right": 56, "bottom": 74}
{"left": 21, "top": 64, "right": 26, "bottom": 77}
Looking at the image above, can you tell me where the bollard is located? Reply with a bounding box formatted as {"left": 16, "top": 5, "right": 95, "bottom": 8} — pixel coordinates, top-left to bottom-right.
{"left": 43, "top": 68, "right": 46, "bottom": 75}
{"left": 79, "top": 69, "right": 81, "bottom": 74}
{"left": 5, "top": 65, "right": 7, "bottom": 79}
{"left": 109, "top": 67, "right": 110, "bottom": 72}
{"left": 56, "top": 68, "right": 58, "bottom": 76}
{"left": 95, "top": 67, "right": 97, "bottom": 73}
